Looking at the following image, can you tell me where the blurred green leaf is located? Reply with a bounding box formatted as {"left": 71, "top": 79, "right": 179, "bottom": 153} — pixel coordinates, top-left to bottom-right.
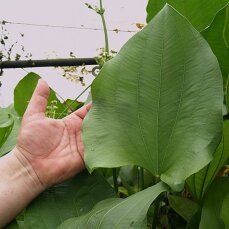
{"left": 0, "top": 106, "right": 21, "bottom": 157}
{"left": 0, "top": 107, "right": 15, "bottom": 152}
{"left": 201, "top": 5, "right": 229, "bottom": 76}
{"left": 199, "top": 177, "right": 229, "bottom": 229}
{"left": 0, "top": 107, "right": 13, "bottom": 127}
{"left": 24, "top": 171, "right": 116, "bottom": 229}
{"left": 146, "top": 0, "right": 228, "bottom": 31}
{"left": 186, "top": 120, "right": 229, "bottom": 202}
{"left": 57, "top": 182, "right": 169, "bottom": 229}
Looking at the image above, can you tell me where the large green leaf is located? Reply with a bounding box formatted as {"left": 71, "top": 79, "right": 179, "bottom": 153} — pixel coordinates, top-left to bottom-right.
{"left": 83, "top": 5, "right": 223, "bottom": 191}
{"left": 186, "top": 120, "right": 229, "bottom": 202}
{"left": 199, "top": 177, "right": 229, "bottom": 229}
{"left": 201, "top": 5, "right": 229, "bottom": 81}
{"left": 14, "top": 73, "right": 65, "bottom": 117}
{"left": 57, "top": 182, "right": 168, "bottom": 229}
{"left": 146, "top": 0, "right": 229, "bottom": 31}
{"left": 24, "top": 171, "right": 116, "bottom": 229}
{"left": 220, "top": 193, "right": 229, "bottom": 228}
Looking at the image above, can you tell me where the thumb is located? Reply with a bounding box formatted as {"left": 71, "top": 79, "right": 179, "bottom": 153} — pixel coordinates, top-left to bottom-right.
{"left": 24, "top": 79, "right": 50, "bottom": 117}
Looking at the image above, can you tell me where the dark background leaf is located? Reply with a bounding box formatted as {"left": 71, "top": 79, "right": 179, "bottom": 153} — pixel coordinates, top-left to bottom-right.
{"left": 199, "top": 177, "right": 229, "bottom": 229}
{"left": 168, "top": 195, "right": 199, "bottom": 222}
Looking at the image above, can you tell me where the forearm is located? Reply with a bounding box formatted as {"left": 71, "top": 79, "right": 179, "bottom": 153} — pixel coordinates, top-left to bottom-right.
{"left": 0, "top": 148, "right": 45, "bottom": 227}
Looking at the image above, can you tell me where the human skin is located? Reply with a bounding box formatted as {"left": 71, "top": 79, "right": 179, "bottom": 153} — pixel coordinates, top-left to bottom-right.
{"left": 0, "top": 79, "right": 91, "bottom": 227}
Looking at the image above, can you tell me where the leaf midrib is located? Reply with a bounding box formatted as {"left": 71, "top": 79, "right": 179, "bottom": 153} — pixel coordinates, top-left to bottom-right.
{"left": 159, "top": 13, "right": 187, "bottom": 171}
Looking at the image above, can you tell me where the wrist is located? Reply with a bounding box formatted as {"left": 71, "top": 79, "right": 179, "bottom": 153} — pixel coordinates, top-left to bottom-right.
{"left": 0, "top": 148, "right": 46, "bottom": 227}
{"left": 10, "top": 147, "right": 46, "bottom": 195}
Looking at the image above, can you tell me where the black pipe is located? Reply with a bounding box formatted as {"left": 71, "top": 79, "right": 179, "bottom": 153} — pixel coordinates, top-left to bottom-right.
{"left": 0, "top": 58, "right": 97, "bottom": 69}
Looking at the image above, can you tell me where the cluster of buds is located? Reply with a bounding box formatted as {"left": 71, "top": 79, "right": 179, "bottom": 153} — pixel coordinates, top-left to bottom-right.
{"left": 85, "top": 3, "right": 105, "bottom": 15}
{"left": 45, "top": 100, "right": 58, "bottom": 118}
{"left": 96, "top": 48, "right": 117, "bottom": 67}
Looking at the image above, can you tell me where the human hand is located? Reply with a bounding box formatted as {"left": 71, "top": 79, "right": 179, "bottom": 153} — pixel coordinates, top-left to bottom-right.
{"left": 14, "top": 79, "right": 91, "bottom": 189}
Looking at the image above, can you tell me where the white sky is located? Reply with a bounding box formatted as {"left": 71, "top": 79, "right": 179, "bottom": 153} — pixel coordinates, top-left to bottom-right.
{"left": 0, "top": 0, "right": 147, "bottom": 107}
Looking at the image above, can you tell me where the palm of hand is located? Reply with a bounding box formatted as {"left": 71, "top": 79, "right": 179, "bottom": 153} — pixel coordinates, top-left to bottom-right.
{"left": 16, "top": 80, "right": 91, "bottom": 188}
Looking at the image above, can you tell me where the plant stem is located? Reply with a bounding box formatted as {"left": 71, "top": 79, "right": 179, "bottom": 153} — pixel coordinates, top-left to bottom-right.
{"left": 99, "top": 0, "right": 109, "bottom": 57}
{"left": 139, "top": 167, "right": 144, "bottom": 191}
{"left": 57, "top": 83, "right": 92, "bottom": 118}
{"left": 112, "top": 168, "right": 119, "bottom": 194}
{"left": 52, "top": 110, "right": 56, "bottom": 119}
{"left": 151, "top": 176, "right": 162, "bottom": 228}
{"left": 223, "top": 6, "right": 229, "bottom": 47}
{"left": 152, "top": 195, "right": 161, "bottom": 229}
{"left": 58, "top": 0, "right": 109, "bottom": 119}
{"left": 225, "top": 75, "right": 229, "bottom": 108}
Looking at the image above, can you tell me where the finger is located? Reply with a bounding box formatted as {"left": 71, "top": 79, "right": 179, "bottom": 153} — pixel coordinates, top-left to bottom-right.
{"left": 25, "top": 79, "right": 50, "bottom": 117}
{"left": 73, "top": 103, "right": 92, "bottom": 120}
